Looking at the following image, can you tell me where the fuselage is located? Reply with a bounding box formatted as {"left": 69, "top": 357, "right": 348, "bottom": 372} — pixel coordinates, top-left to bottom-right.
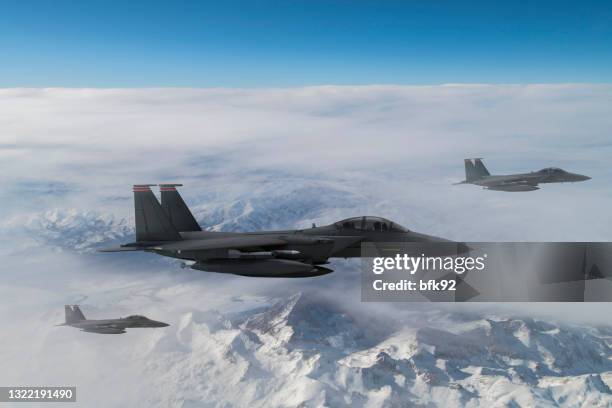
{"left": 152, "top": 216, "right": 453, "bottom": 264}
{"left": 105, "top": 184, "right": 464, "bottom": 277}
{"left": 473, "top": 170, "right": 590, "bottom": 187}
{"left": 69, "top": 317, "right": 169, "bottom": 330}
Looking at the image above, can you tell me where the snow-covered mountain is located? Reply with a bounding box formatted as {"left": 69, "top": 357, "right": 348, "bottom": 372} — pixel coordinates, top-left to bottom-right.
{"left": 193, "top": 183, "right": 363, "bottom": 233}
{"left": 3, "top": 209, "right": 132, "bottom": 253}
{"left": 2, "top": 176, "right": 611, "bottom": 407}
{"left": 2, "top": 180, "right": 365, "bottom": 253}
{"left": 137, "top": 293, "right": 612, "bottom": 407}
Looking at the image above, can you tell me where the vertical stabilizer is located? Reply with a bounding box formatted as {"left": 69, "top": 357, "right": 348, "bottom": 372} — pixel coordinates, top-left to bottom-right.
{"left": 65, "top": 305, "right": 86, "bottom": 324}
{"left": 133, "top": 185, "right": 182, "bottom": 242}
{"left": 464, "top": 159, "right": 478, "bottom": 182}
{"left": 474, "top": 159, "right": 490, "bottom": 177}
{"left": 464, "top": 158, "right": 489, "bottom": 182}
{"left": 160, "top": 184, "right": 201, "bottom": 232}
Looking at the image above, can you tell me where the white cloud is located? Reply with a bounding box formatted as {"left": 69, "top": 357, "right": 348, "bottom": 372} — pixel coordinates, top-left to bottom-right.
{"left": 2, "top": 84, "right": 611, "bottom": 238}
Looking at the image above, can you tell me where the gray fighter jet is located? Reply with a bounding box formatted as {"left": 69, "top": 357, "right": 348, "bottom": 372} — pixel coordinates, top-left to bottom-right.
{"left": 456, "top": 158, "right": 590, "bottom": 192}
{"left": 57, "top": 305, "right": 169, "bottom": 334}
{"left": 100, "top": 184, "right": 465, "bottom": 277}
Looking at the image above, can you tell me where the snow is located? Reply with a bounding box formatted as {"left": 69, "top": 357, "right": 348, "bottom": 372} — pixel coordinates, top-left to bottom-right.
{"left": 94, "top": 292, "right": 611, "bottom": 407}
{"left": 2, "top": 194, "right": 611, "bottom": 406}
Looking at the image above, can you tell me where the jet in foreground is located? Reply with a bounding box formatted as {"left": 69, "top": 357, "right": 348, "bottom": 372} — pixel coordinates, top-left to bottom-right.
{"left": 455, "top": 158, "right": 590, "bottom": 192}
{"left": 57, "top": 305, "right": 169, "bottom": 334}
{"left": 101, "top": 184, "right": 464, "bottom": 277}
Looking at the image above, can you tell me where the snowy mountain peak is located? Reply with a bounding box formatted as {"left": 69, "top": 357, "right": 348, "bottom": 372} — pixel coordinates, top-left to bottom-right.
{"left": 135, "top": 293, "right": 612, "bottom": 406}
{"left": 242, "top": 292, "right": 373, "bottom": 353}
{"left": 4, "top": 209, "right": 133, "bottom": 253}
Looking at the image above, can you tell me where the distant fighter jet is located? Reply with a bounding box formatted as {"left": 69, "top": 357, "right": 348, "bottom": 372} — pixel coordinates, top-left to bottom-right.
{"left": 455, "top": 158, "right": 590, "bottom": 192}
{"left": 57, "top": 305, "right": 169, "bottom": 334}
{"left": 100, "top": 184, "right": 465, "bottom": 277}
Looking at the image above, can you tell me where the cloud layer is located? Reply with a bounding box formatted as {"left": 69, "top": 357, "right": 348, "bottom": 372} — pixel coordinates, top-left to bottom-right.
{"left": 2, "top": 85, "right": 611, "bottom": 239}
{"left": 1, "top": 85, "right": 612, "bottom": 406}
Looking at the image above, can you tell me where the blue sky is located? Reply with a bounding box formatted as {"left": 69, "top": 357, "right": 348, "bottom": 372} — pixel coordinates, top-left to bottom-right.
{"left": 1, "top": 0, "right": 611, "bottom": 86}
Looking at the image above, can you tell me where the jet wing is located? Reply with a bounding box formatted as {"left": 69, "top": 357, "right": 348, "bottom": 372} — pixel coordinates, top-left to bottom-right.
{"left": 486, "top": 181, "right": 540, "bottom": 192}
{"left": 329, "top": 236, "right": 364, "bottom": 255}
{"left": 98, "top": 246, "right": 143, "bottom": 252}
{"left": 81, "top": 327, "right": 126, "bottom": 334}
{"left": 500, "top": 180, "right": 537, "bottom": 186}
{"left": 149, "top": 236, "right": 288, "bottom": 252}
{"left": 482, "top": 175, "right": 540, "bottom": 191}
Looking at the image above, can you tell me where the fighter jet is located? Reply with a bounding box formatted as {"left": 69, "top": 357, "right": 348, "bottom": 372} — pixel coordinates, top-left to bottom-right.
{"left": 455, "top": 158, "right": 590, "bottom": 192}
{"left": 57, "top": 305, "right": 169, "bottom": 334}
{"left": 100, "top": 184, "right": 464, "bottom": 277}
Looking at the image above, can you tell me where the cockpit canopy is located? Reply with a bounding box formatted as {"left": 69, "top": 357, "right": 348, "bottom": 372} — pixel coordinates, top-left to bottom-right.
{"left": 125, "top": 315, "right": 147, "bottom": 320}
{"left": 334, "top": 216, "right": 409, "bottom": 232}
{"left": 538, "top": 167, "right": 565, "bottom": 174}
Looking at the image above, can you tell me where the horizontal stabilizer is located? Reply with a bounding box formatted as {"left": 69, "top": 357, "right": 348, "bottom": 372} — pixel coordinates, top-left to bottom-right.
{"left": 97, "top": 246, "right": 144, "bottom": 252}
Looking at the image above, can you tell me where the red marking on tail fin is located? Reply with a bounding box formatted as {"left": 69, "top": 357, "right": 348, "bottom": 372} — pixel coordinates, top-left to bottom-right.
{"left": 133, "top": 184, "right": 156, "bottom": 192}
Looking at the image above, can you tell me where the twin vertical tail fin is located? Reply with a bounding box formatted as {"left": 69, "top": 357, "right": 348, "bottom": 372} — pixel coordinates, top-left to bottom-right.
{"left": 160, "top": 184, "right": 201, "bottom": 232}
{"left": 65, "top": 305, "right": 86, "bottom": 324}
{"left": 464, "top": 158, "right": 490, "bottom": 182}
{"left": 464, "top": 159, "right": 478, "bottom": 182}
{"left": 474, "top": 159, "right": 490, "bottom": 177}
{"left": 133, "top": 185, "right": 182, "bottom": 242}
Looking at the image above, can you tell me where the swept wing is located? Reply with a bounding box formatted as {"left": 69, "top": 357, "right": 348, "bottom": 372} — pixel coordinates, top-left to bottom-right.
{"left": 149, "top": 236, "right": 288, "bottom": 251}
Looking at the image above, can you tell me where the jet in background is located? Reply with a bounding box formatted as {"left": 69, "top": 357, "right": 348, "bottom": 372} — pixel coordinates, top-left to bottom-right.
{"left": 57, "top": 305, "right": 169, "bottom": 334}
{"left": 100, "top": 184, "right": 465, "bottom": 277}
{"left": 455, "top": 158, "right": 590, "bottom": 192}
